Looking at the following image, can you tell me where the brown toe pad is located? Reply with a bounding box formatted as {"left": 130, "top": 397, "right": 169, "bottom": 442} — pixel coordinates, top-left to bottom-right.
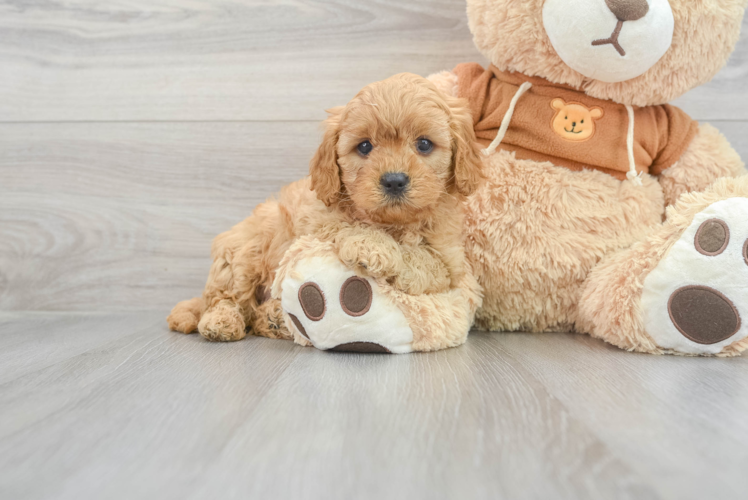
{"left": 668, "top": 286, "right": 741, "bottom": 345}
{"left": 339, "top": 277, "right": 373, "bottom": 317}
{"left": 299, "top": 282, "right": 326, "bottom": 321}
{"left": 694, "top": 218, "right": 729, "bottom": 256}
{"left": 288, "top": 313, "right": 309, "bottom": 340}
{"left": 329, "top": 342, "right": 391, "bottom": 354}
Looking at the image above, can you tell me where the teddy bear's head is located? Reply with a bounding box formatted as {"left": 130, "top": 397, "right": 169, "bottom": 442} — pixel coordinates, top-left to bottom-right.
{"left": 467, "top": 0, "right": 746, "bottom": 106}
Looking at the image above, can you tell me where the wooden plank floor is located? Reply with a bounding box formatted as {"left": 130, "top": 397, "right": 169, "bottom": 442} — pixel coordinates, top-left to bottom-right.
{"left": 2, "top": 1, "right": 748, "bottom": 499}
{"left": 1, "top": 312, "right": 748, "bottom": 500}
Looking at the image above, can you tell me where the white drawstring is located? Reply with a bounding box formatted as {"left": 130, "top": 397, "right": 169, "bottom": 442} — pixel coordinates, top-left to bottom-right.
{"left": 485, "top": 84, "right": 642, "bottom": 187}
{"left": 483, "top": 82, "right": 533, "bottom": 156}
{"left": 625, "top": 104, "right": 642, "bottom": 186}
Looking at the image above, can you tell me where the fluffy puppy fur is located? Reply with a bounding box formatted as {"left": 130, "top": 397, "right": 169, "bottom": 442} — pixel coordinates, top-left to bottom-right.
{"left": 167, "top": 73, "right": 483, "bottom": 342}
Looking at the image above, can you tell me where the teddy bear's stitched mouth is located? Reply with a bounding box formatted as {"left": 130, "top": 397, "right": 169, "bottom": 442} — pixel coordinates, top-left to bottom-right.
{"left": 591, "top": 0, "right": 650, "bottom": 57}
{"left": 592, "top": 19, "right": 627, "bottom": 57}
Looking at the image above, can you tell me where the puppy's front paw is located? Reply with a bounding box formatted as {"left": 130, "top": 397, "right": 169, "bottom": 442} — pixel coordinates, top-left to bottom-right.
{"left": 337, "top": 230, "right": 401, "bottom": 278}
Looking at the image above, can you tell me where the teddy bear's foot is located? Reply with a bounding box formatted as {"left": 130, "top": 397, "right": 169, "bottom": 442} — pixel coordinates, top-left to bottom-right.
{"left": 274, "top": 236, "right": 482, "bottom": 354}
{"left": 579, "top": 178, "right": 748, "bottom": 356}
{"left": 641, "top": 197, "right": 748, "bottom": 355}
{"left": 279, "top": 254, "right": 414, "bottom": 354}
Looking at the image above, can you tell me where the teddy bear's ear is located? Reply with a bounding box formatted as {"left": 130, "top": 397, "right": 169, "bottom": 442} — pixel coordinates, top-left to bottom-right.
{"left": 551, "top": 98, "right": 566, "bottom": 111}
{"left": 309, "top": 107, "right": 344, "bottom": 207}
{"left": 590, "top": 107, "right": 604, "bottom": 120}
{"left": 447, "top": 95, "right": 484, "bottom": 197}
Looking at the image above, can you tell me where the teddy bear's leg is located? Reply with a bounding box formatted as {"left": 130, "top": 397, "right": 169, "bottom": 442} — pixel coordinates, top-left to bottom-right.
{"left": 578, "top": 177, "right": 748, "bottom": 356}
{"left": 274, "top": 237, "right": 480, "bottom": 353}
{"left": 279, "top": 253, "right": 415, "bottom": 353}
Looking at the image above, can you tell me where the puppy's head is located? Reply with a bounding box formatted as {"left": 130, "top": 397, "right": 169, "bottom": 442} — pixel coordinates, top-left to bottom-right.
{"left": 310, "top": 73, "right": 483, "bottom": 225}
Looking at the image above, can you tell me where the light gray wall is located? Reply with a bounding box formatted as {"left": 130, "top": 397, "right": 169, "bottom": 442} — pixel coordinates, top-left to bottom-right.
{"left": 1, "top": 1, "right": 747, "bottom": 311}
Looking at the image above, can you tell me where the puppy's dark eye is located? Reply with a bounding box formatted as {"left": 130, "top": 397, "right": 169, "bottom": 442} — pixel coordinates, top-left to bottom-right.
{"left": 416, "top": 138, "right": 434, "bottom": 154}
{"left": 357, "top": 140, "right": 373, "bottom": 156}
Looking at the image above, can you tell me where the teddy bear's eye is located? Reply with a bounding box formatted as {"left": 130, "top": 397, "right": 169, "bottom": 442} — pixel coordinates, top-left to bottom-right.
{"left": 581, "top": 120, "right": 584, "bottom": 124}
{"left": 565, "top": 116, "right": 568, "bottom": 120}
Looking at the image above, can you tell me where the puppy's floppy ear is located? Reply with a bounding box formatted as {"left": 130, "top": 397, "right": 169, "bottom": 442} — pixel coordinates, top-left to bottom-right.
{"left": 447, "top": 96, "right": 484, "bottom": 197}
{"left": 310, "top": 107, "right": 344, "bottom": 207}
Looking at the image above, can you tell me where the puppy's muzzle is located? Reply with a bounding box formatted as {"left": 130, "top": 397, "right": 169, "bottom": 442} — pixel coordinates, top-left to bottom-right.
{"left": 380, "top": 172, "right": 410, "bottom": 198}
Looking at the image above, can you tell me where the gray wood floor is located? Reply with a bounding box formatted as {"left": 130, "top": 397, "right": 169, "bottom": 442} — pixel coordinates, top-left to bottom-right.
{"left": 1, "top": 1, "right": 748, "bottom": 499}
{"left": 2, "top": 312, "right": 748, "bottom": 500}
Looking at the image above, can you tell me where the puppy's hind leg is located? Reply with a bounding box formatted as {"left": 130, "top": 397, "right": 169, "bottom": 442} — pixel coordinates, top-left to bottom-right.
{"left": 167, "top": 297, "right": 204, "bottom": 334}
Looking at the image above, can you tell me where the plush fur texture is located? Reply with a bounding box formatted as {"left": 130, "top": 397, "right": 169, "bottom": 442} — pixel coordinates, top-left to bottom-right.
{"left": 271, "top": 236, "right": 484, "bottom": 352}
{"left": 660, "top": 124, "right": 746, "bottom": 206}
{"left": 467, "top": 0, "right": 747, "bottom": 106}
{"left": 168, "top": 73, "right": 484, "bottom": 344}
{"left": 578, "top": 176, "right": 748, "bottom": 357}
{"left": 463, "top": 149, "right": 664, "bottom": 333}
{"left": 426, "top": 0, "right": 748, "bottom": 355}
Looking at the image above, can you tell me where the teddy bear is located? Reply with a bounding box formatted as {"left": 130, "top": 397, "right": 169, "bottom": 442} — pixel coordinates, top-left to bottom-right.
{"left": 273, "top": 236, "right": 482, "bottom": 353}
{"left": 422, "top": 0, "right": 748, "bottom": 356}
{"left": 279, "top": 0, "right": 748, "bottom": 356}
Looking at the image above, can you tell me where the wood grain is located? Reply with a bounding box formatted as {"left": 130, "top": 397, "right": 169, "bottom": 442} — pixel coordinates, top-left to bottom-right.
{"left": 0, "top": 0, "right": 745, "bottom": 122}
{"left": 496, "top": 333, "right": 748, "bottom": 499}
{"left": 0, "top": 0, "right": 481, "bottom": 122}
{"left": 3, "top": 121, "right": 748, "bottom": 312}
{"left": 1, "top": 2, "right": 747, "bottom": 498}
{"left": 2, "top": 313, "right": 748, "bottom": 499}
{"left": 0, "top": 122, "right": 318, "bottom": 311}
{"left": 0, "top": 313, "right": 649, "bottom": 500}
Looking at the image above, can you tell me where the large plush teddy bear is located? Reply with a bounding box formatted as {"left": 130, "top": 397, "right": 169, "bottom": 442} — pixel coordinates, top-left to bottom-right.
{"left": 280, "top": 0, "right": 748, "bottom": 356}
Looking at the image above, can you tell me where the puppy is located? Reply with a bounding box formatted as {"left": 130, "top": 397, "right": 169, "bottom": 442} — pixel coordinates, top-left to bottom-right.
{"left": 167, "top": 73, "right": 483, "bottom": 342}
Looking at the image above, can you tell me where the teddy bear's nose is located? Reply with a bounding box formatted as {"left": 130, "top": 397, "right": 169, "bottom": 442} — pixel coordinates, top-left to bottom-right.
{"left": 604, "top": 0, "right": 649, "bottom": 22}
{"left": 572, "top": 122, "right": 577, "bottom": 127}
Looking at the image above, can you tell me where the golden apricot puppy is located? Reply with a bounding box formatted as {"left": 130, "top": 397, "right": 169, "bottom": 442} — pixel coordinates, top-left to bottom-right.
{"left": 167, "top": 73, "right": 483, "bottom": 343}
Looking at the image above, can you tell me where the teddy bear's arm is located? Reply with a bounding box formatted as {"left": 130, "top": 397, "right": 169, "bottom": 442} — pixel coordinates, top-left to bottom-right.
{"left": 427, "top": 71, "right": 459, "bottom": 98}
{"left": 658, "top": 123, "right": 746, "bottom": 206}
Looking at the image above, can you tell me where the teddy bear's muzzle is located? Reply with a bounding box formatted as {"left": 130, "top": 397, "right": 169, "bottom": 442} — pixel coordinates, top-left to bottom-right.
{"left": 591, "top": 0, "right": 651, "bottom": 57}
{"left": 543, "top": 0, "right": 674, "bottom": 83}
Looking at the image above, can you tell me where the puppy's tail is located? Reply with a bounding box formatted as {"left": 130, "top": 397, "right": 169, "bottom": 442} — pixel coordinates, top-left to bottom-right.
{"left": 167, "top": 297, "right": 204, "bottom": 334}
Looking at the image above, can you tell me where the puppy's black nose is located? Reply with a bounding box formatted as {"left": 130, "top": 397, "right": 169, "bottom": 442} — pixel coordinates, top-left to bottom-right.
{"left": 380, "top": 172, "right": 410, "bottom": 197}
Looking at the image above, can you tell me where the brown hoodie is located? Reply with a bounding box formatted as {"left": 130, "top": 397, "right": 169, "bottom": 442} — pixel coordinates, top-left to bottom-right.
{"left": 454, "top": 63, "right": 698, "bottom": 180}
